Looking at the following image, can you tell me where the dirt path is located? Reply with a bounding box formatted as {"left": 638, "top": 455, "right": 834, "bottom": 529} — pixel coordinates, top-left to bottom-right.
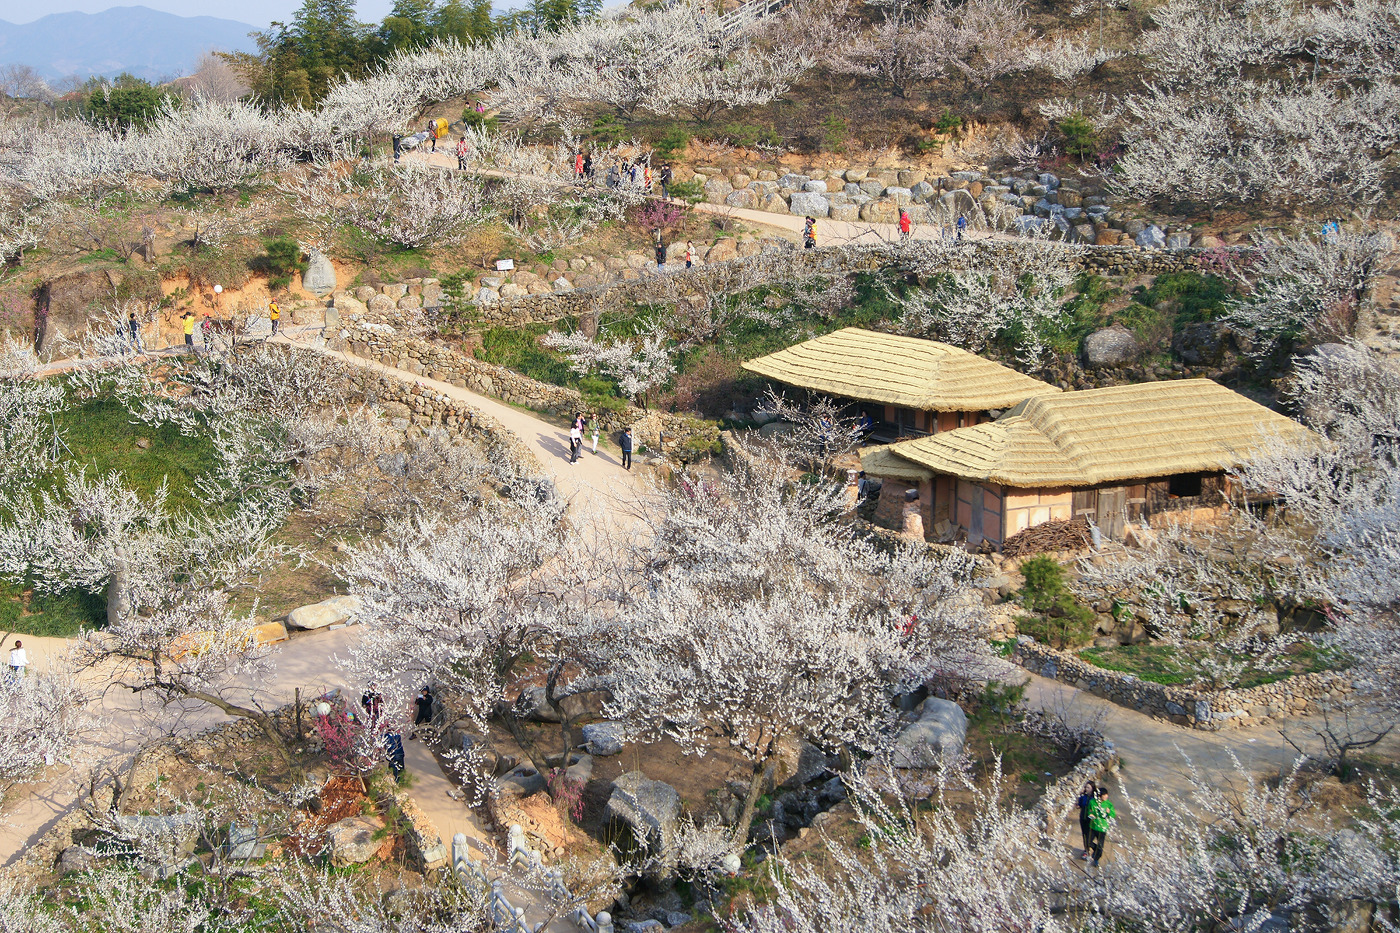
{"left": 1016, "top": 665, "right": 1400, "bottom": 850}
{"left": 276, "top": 329, "right": 647, "bottom": 518}
{"left": 405, "top": 147, "right": 1015, "bottom": 252}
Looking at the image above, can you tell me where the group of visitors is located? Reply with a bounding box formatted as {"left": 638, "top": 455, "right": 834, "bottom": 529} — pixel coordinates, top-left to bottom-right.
{"left": 359, "top": 682, "right": 437, "bottom": 780}
{"left": 565, "top": 413, "right": 633, "bottom": 470}
{"left": 1076, "top": 780, "right": 1116, "bottom": 867}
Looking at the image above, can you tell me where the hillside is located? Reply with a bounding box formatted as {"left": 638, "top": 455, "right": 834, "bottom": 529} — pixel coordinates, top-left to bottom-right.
{"left": 0, "top": 6, "right": 257, "bottom": 81}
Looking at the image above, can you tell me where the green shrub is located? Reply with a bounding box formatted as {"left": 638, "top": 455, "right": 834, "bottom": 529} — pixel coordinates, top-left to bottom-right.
{"left": 717, "top": 124, "right": 782, "bottom": 148}
{"left": 934, "top": 108, "right": 962, "bottom": 135}
{"left": 820, "top": 115, "right": 849, "bottom": 153}
{"left": 475, "top": 323, "right": 580, "bottom": 388}
{"left": 258, "top": 237, "right": 307, "bottom": 291}
{"left": 1016, "top": 556, "right": 1096, "bottom": 649}
{"left": 668, "top": 179, "right": 704, "bottom": 204}
{"left": 653, "top": 126, "right": 692, "bottom": 160}
{"left": 1059, "top": 113, "right": 1098, "bottom": 160}
{"left": 461, "top": 108, "right": 499, "bottom": 132}
{"left": 1132, "top": 271, "right": 1235, "bottom": 325}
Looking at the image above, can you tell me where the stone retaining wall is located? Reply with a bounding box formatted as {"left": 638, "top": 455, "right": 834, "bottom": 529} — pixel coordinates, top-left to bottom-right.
{"left": 337, "top": 325, "right": 720, "bottom": 463}
{"left": 1014, "top": 639, "right": 1352, "bottom": 730}
{"left": 1032, "top": 723, "right": 1120, "bottom": 836}
{"left": 358, "top": 369, "right": 546, "bottom": 477}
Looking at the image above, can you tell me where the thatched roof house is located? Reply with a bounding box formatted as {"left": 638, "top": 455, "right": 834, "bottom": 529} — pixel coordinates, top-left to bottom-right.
{"left": 742, "top": 328, "right": 1059, "bottom": 438}
{"left": 860, "top": 380, "right": 1316, "bottom": 547}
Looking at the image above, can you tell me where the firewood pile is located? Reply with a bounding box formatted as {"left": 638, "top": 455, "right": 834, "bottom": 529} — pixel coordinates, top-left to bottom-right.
{"left": 1001, "top": 518, "right": 1093, "bottom": 558}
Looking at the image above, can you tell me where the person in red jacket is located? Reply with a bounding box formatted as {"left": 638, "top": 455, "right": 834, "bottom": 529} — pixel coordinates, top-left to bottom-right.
{"left": 899, "top": 208, "right": 912, "bottom": 241}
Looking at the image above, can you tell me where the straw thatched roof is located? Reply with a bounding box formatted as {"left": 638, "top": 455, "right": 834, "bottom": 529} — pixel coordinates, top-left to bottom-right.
{"left": 742, "top": 328, "right": 1059, "bottom": 411}
{"left": 861, "top": 379, "right": 1316, "bottom": 488}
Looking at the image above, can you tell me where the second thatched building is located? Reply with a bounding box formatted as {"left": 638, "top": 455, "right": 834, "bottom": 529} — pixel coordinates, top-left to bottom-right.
{"left": 860, "top": 379, "right": 1316, "bottom": 548}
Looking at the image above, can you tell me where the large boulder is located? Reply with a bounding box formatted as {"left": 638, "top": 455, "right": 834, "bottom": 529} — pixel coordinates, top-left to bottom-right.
{"left": 326, "top": 815, "right": 386, "bottom": 865}
{"left": 302, "top": 249, "right": 337, "bottom": 296}
{"left": 287, "top": 595, "right": 362, "bottom": 630}
{"left": 366, "top": 294, "right": 396, "bottom": 315}
{"left": 1083, "top": 324, "right": 1140, "bottom": 368}
{"left": 582, "top": 721, "right": 626, "bottom": 756}
{"left": 517, "top": 685, "right": 561, "bottom": 722}
{"left": 1135, "top": 225, "right": 1167, "bottom": 249}
{"left": 1172, "top": 321, "right": 1235, "bottom": 366}
{"left": 607, "top": 772, "right": 680, "bottom": 852}
{"left": 724, "top": 189, "right": 756, "bottom": 210}
{"left": 788, "top": 191, "right": 830, "bottom": 218}
{"left": 111, "top": 813, "right": 201, "bottom": 874}
{"left": 703, "top": 178, "right": 734, "bottom": 204}
{"left": 706, "top": 238, "right": 739, "bottom": 263}
{"left": 892, "top": 698, "right": 967, "bottom": 768}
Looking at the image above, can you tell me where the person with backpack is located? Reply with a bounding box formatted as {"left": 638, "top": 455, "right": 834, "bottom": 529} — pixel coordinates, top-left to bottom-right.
{"left": 620, "top": 427, "right": 633, "bottom": 470}
{"left": 1087, "top": 786, "right": 1115, "bottom": 867}
{"left": 899, "top": 208, "right": 912, "bottom": 241}
{"left": 1075, "top": 780, "right": 1098, "bottom": 859}
{"left": 803, "top": 217, "right": 817, "bottom": 250}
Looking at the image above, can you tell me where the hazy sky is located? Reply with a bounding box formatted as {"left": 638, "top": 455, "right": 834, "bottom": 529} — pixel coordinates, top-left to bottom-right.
{"left": 0, "top": 1, "right": 397, "bottom": 28}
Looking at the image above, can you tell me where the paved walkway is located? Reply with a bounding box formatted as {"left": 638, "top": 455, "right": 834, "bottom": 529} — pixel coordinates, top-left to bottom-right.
{"left": 406, "top": 148, "right": 1011, "bottom": 253}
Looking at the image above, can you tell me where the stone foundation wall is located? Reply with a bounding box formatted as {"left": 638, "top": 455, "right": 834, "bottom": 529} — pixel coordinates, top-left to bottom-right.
{"left": 1014, "top": 639, "right": 1352, "bottom": 730}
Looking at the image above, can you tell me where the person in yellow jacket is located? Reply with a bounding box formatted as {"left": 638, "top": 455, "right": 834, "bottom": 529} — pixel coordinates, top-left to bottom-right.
{"left": 269, "top": 300, "right": 280, "bottom": 336}
{"left": 182, "top": 311, "right": 195, "bottom": 353}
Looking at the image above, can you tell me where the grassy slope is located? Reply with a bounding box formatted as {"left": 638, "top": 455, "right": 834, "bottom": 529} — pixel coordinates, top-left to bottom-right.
{"left": 0, "top": 393, "right": 220, "bottom": 638}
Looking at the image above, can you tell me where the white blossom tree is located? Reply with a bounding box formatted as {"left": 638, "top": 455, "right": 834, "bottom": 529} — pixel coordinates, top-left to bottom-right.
{"left": 603, "top": 445, "right": 987, "bottom": 846}
{"left": 543, "top": 322, "right": 676, "bottom": 409}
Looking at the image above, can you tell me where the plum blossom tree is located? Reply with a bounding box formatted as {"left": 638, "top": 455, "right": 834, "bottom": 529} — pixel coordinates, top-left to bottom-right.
{"left": 892, "top": 234, "right": 1083, "bottom": 366}
{"left": 290, "top": 164, "right": 495, "bottom": 250}
{"left": 1222, "top": 226, "right": 1392, "bottom": 357}
{"left": 603, "top": 445, "right": 988, "bottom": 846}
{"left": 0, "top": 656, "right": 92, "bottom": 806}
{"left": 543, "top": 322, "right": 676, "bottom": 408}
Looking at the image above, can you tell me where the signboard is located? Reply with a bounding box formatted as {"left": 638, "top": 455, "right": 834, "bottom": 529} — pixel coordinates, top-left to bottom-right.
{"left": 495, "top": 259, "right": 515, "bottom": 272}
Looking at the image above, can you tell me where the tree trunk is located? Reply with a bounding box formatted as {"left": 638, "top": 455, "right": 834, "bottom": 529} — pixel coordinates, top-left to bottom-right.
{"left": 732, "top": 751, "right": 776, "bottom": 849}
{"left": 163, "top": 684, "right": 303, "bottom": 782}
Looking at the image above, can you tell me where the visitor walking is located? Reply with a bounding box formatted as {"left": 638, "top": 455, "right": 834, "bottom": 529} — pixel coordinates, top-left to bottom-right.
{"left": 8, "top": 640, "right": 26, "bottom": 677}
{"left": 1087, "top": 786, "right": 1114, "bottom": 867}
{"left": 268, "top": 300, "right": 281, "bottom": 336}
{"left": 412, "top": 686, "right": 434, "bottom": 739}
{"left": 1075, "top": 780, "right": 1098, "bottom": 859}
{"left": 393, "top": 134, "right": 403, "bottom": 163}
{"left": 569, "top": 421, "right": 583, "bottom": 463}
{"left": 589, "top": 413, "right": 600, "bottom": 454}
{"left": 456, "top": 136, "right": 470, "bottom": 171}
{"left": 620, "top": 427, "right": 633, "bottom": 470}
{"left": 385, "top": 732, "right": 406, "bottom": 779}
{"left": 575, "top": 150, "right": 585, "bottom": 181}
{"left": 127, "top": 311, "right": 144, "bottom": 354}
{"left": 956, "top": 213, "right": 968, "bottom": 240}
{"left": 685, "top": 241, "right": 696, "bottom": 268}
{"left": 182, "top": 311, "right": 195, "bottom": 353}
{"left": 803, "top": 217, "right": 817, "bottom": 250}
{"left": 361, "top": 682, "right": 383, "bottom": 722}
{"left": 654, "top": 231, "right": 666, "bottom": 268}
{"left": 899, "top": 208, "right": 912, "bottom": 241}
{"left": 660, "top": 163, "right": 673, "bottom": 200}
{"left": 582, "top": 153, "right": 593, "bottom": 182}
{"left": 201, "top": 313, "right": 213, "bottom": 352}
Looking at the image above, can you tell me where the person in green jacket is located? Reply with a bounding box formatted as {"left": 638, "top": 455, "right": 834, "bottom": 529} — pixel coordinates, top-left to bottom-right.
{"left": 1087, "top": 786, "right": 1115, "bottom": 866}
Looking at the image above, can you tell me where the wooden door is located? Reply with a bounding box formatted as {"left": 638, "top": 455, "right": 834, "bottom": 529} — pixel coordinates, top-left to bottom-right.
{"left": 1072, "top": 489, "right": 1098, "bottom": 523}
{"left": 969, "top": 484, "right": 984, "bottom": 544}
{"left": 1098, "top": 486, "right": 1127, "bottom": 539}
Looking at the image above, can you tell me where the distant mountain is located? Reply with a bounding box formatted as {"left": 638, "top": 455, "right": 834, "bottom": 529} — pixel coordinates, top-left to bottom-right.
{"left": 0, "top": 6, "right": 259, "bottom": 83}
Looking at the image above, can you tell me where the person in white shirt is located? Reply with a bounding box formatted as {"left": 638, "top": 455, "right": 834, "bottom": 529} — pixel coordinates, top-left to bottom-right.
{"left": 9, "top": 640, "right": 27, "bottom": 677}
